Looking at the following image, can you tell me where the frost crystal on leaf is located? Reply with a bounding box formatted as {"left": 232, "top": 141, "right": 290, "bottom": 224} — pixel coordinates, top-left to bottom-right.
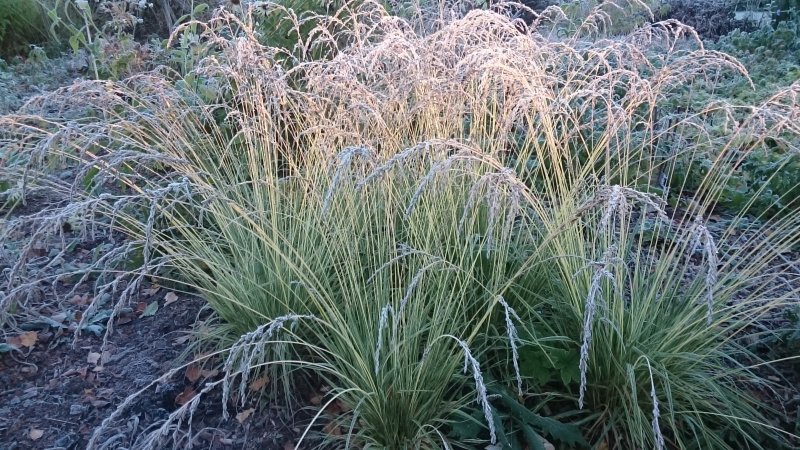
{"left": 460, "top": 167, "right": 526, "bottom": 250}
{"left": 222, "top": 314, "right": 314, "bottom": 419}
{"left": 648, "top": 362, "right": 665, "bottom": 450}
{"left": 454, "top": 338, "right": 496, "bottom": 444}
{"left": 498, "top": 296, "right": 523, "bottom": 395}
{"left": 689, "top": 215, "right": 719, "bottom": 325}
{"left": 577, "top": 245, "right": 620, "bottom": 409}
{"left": 374, "top": 303, "right": 394, "bottom": 375}
{"left": 322, "top": 146, "right": 374, "bottom": 215}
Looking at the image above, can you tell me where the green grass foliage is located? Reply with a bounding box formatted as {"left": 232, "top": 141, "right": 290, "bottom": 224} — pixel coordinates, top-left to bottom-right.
{"left": 0, "top": 0, "right": 51, "bottom": 58}
{"left": 1, "top": 2, "right": 799, "bottom": 449}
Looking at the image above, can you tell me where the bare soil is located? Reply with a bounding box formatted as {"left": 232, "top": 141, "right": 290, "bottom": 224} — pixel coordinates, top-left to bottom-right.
{"left": 1, "top": 298, "right": 294, "bottom": 449}
{"left": 0, "top": 194, "right": 295, "bottom": 450}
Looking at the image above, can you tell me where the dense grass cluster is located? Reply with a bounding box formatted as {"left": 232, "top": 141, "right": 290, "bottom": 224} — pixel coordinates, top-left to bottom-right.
{"left": 1, "top": 1, "right": 799, "bottom": 449}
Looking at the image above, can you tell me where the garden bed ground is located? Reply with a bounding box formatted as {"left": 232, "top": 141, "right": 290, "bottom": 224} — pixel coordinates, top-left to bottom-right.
{"left": 0, "top": 296, "right": 293, "bottom": 450}
{"left": 2, "top": 16, "right": 800, "bottom": 448}
{"left": 0, "top": 193, "right": 295, "bottom": 450}
{"left": 0, "top": 55, "right": 304, "bottom": 450}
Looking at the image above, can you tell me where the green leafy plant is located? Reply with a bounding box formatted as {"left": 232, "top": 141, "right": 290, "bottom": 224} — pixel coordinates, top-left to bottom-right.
{"left": 34, "top": 0, "right": 156, "bottom": 79}
{"left": 0, "top": 0, "right": 52, "bottom": 59}
{"left": 158, "top": 1, "right": 208, "bottom": 74}
{"left": 712, "top": 21, "right": 800, "bottom": 105}
{"left": 655, "top": 21, "right": 800, "bottom": 218}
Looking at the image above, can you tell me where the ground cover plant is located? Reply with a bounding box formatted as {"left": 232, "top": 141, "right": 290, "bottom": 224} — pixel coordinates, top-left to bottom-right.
{"left": 0, "top": 0, "right": 59, "bottom": 58}
{"left": 649, "top": 16, "right": 800, "bottom": 219}
{"left": 1, "top": 1, "right": 799, "bottom": 449}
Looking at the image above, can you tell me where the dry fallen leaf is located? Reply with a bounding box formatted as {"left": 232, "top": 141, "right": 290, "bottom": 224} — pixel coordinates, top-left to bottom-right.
{"left": 309, "top": 394, "right": 322, "bottom": 406}
{"left": 322, "top": 421, "right": 341, "bottom": 437}
{"left": 235, "top": 408, "right": 255, "bottom": 423}
{"left": 87, "top": 352, "right": 101, "bottom": 365}
{"left": 164, "top": 291, "right": 179, "bottom": 305}
{"left": 174, "top": 335, "right": 191, "bottom": 346}
{"left": 97, "top": 388, "right": 114, "bottom": 399}
{"left": 249, "top": 376, "right": 269, "bottom": 392}
{"left": 175, "top": 386, "right": 196, "bottom": 406}
{"left": 185, "top": 364, "right": 201, "bottom": 383}
{"left": 116, "top": 313, "right": 134, "bottom": 325}
{"left": 335, "top": 399, "right": 352, "bottom": 413}
{"left": 19, "top": 331, "right": 38, "bottom": 348}
{"left": 325, "top": 401, "right": 342, "bottom": 416}
{"left": 70, "top": 294, "right": 90, "bottom": 306}
{"left": 143, "top": 286, "right": 161, "bottom": 296}
{"left": 201, "top": 369, "right": 219, "bottom": 378}
{"left": 29, "top": 429, "right": 44, "bottom": 440}
{"left": 283, "top": 441, "right": 295, "bottom": 450}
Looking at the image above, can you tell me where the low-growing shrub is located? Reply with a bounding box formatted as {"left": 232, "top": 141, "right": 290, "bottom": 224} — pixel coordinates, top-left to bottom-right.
{"left": 712, "top": 22, "right": 800, "bottom": 105}
{"left": 652, "top": 0, "right": 755, "bottom": 39}
{"left": 654, "top": 21, "right": 800, "bottom": 218}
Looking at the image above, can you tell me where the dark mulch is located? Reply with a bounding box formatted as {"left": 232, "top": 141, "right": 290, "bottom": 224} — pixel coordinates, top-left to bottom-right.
{"left": 0, "top": 194, "right": 296, "bottom": 450}
{"left": 0, "top": 292, "right": 295, "bottom": 450}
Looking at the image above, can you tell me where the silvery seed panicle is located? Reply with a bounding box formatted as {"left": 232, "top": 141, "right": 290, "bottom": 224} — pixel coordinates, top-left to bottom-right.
{"left": 578, "top": 245, "right": 620, "bottom": 409}
{"left": 689, "top": 215, "right": 719, "bottom": 325}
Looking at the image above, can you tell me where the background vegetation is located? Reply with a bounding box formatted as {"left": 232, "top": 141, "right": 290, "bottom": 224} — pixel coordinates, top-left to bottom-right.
{"left": 0, "top": 0, "right": 53, "bottom": 59}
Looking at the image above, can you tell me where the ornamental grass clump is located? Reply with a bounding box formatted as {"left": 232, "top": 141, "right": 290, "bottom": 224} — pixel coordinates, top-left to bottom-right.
{"left": 1, "top": 1, "right": 799, "bottom": 449}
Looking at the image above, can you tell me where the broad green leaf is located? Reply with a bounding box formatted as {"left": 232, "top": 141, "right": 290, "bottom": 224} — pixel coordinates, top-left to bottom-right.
{"left": 0, "top": 343, "right": 19, "bottom": 353}
{"left": 141, "top": 301, "right": 159, "bottom": 317}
